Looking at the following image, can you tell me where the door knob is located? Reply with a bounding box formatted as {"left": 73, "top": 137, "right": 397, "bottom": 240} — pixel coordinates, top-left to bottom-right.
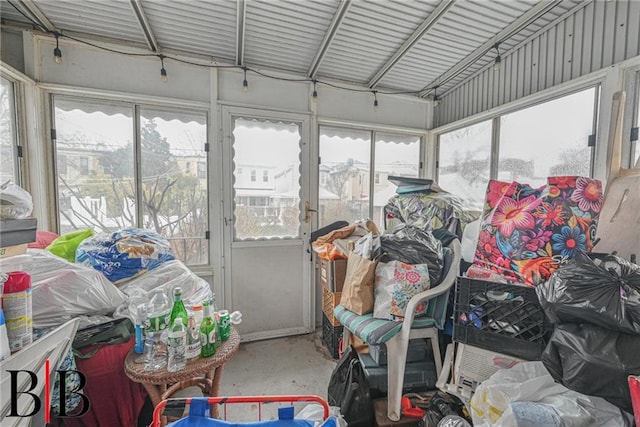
{"left": 304, "top": 201, "right": 317, "bottom": 223}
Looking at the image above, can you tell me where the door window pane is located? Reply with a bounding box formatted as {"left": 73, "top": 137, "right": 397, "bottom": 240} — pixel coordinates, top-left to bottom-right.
{"left": 374, "top": 132, "right": 420, "bottom": 229}
{"left": 54, "top": 98, "right": 135, "bottom": 234}
{"left": 140, "top": 109, "right": 209, "bottom": 265}
{"left": 438, "top": 120, "right": 492, "bottom": 211}
{"left": 319, "top": 126, "right": 371, "bottom": 227}
{"left": 0, "top": 77, "right": 18, "bottom": 184}
{"left": 499, "top": 87, "right": 596, "bottom": 187}
{"left": 232, "top": 118, "right": 301, "bottom": 240}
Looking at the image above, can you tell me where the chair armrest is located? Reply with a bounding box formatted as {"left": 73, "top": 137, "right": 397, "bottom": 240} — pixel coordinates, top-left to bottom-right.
{"left": 399, "top": 239, "right": 462, "bottom": 338}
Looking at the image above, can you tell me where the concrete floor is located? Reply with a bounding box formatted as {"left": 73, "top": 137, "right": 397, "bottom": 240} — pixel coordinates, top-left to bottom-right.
{"left": 217, "top": 328, "right": 338, "bottom": 421}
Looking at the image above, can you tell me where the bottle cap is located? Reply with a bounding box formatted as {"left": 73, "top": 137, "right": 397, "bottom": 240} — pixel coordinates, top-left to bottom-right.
{"left": 3, "top": 271, "right": 31, "bottom": 293}
{"left": 174, "top": 286, "right": 182, "bottom": 295}
{"left": 192, "top": 303, "right": 203, "bottom": 311}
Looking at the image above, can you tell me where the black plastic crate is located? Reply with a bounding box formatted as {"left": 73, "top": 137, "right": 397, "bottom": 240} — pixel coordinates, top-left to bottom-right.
{"left": 453, "top": 277, "right": 551, "bottom": 360}
{"left": 322, "top": 313, "right": 342, "bottom": 359}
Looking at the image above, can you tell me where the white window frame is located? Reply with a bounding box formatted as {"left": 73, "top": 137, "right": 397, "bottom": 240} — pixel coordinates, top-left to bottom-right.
{"left": 317, "top": 120, "right": 426, "bottom": 221}
{"left": 435, "top": 83, "right": 601, "bottom": 187}
{"left": 0, "top": 68, "right": 27, "bottom": 188}
{"left": 623, "top": 67, "right": 640, "bottom": 169}
{"left": 45, "top": 88, "right": 212, "bottom": 268}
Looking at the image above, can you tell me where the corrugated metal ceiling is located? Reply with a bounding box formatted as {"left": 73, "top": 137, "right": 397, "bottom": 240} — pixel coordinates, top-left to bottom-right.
{"left": 0, "top": 0, "right": 591, "bottom": 98}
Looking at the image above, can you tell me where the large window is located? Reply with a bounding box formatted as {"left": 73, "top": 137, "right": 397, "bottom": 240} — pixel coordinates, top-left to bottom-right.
{"left": 438, "top": 120, "right": 492, "bottom": 211}
{"left": 0, "top": 76, "right": 21, "bottom": 185}
{"left": 319, "top": 126, "right": 421, "bottom": 229}
{"left": 438, "top": 87, "right": 597, "bottom": 209}
{"left": 499, "top": 88, "right": 596, "bottom": 187}
{"left": 53, "top": 97, "right": 209, "bottom": 265}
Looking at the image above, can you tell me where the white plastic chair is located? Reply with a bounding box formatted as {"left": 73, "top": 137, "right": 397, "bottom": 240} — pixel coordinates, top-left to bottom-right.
{"left": 337, "top": 239, "right": 461, "bottom": 421}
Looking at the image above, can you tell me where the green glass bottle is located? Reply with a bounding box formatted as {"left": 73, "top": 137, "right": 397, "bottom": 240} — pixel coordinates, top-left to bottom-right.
{"left": 170, "top": 287, "right": 189, "bottom": 327}
{"left": 200, "top": 301, "right": 218, "bottom": 358}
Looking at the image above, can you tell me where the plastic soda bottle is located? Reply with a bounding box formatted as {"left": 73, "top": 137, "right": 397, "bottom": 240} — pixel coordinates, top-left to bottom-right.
{"left": 144, "top": 289, "right": 171, "bottom": 371}
{"left": 146, "top": 289, "right": 171, "bottom": 332}
{"left": 167, "top": 317, "right": 186, "bottom": 372}
{"left": 170, "top": 287, "right": 189, "bottom": 327}
{"left": 191, "top": 303, "right": 203, "bottom": 329}
{"left": 200, "top": 301, "right": 218, "bottom": 358}
{"left": 185, "top": 314, "right": 201, "bottom": 360}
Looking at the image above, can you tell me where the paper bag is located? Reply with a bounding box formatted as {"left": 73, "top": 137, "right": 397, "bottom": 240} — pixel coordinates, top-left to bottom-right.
{"left": 340, "top": 252, "right": 377, "bottom": 315}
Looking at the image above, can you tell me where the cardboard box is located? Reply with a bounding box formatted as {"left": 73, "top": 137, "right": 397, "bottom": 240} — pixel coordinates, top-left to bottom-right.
{"left": 0, "top": 243, "right": 27, "bottom": 259}
{"left": 317, "top": 258, "right": 347, "bottom": 292}
{"left": 322, "top": 287, "right": 342, "bottom": 326}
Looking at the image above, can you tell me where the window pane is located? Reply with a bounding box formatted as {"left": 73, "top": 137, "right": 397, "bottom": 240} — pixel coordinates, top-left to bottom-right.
{"left": 374, "top": 132, "right": 420, "bottom": 229}
{"left": 54, "top": 98, "right": 135, "bottom": 234}
{"left": 319, "top": 126, "right": 371, "bottom": 227}
{"left": 0, "top": 77, "right": 18, "bottom": 184}
{"left": 499, "top": 87, "right": 596, "bottom": 187}
{"left": 232, "top": 117, "right": 301, "bottom": 240}
{"left": 140, "top": 109, "right": 209, "bottom": 265}
{"left": 438, "top": 120, "right": 492, "bottom": 211}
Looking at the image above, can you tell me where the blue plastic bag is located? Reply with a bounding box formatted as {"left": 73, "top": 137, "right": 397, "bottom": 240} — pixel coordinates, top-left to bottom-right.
{"left": 76, "top": 229, "right": 174, "bottom": 283}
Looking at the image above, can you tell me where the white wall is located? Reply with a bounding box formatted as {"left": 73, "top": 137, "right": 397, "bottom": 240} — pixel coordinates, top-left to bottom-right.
{"left": 35, "top": 37, "right": 210, "bottom": 103}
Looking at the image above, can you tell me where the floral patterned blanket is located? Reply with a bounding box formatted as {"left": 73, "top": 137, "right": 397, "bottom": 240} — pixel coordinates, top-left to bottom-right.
{"left": 473, "top": 176, "right": 603, "bottom": 286}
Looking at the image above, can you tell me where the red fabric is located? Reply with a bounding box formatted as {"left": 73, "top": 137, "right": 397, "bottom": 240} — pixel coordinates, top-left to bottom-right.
{"left": 27, "top": 230, "right": 59, "bottom": 249}
{"left": 58, "top": 338, "right": 147, "bottom": 427}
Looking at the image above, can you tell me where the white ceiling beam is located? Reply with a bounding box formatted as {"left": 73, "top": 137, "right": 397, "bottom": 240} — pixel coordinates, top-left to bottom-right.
{"left": 14, "top": 0, "right": 56, "bottom": 32}
{"left": 236, "top": 0, "right": 246, "bottom": 66}
{"left": 368, "top": 0, "right": 455, "bottom": 89}
{"left": 129, "top": 0, "right": 159, "bottom": 52}
{"left": 308, "top": 0, "right": 351, "bottom": 79}
{"left": 420, "top": 0, "right": 560, "bottom": 97}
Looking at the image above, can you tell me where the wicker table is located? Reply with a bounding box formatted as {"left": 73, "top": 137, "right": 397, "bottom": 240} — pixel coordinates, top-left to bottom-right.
{"left": 124, "top": 326, "right": 240, "bottom": 422}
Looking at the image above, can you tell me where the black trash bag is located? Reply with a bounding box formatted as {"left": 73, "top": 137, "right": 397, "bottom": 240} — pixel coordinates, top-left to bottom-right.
{"left": 536, "top": 251, "right": 640, "bottom": 335}
{"left": 327, "top": 345, "right": 374, "bottom": 427}
{"left": 380, "top": 224, "right": 443, "bottom": 285}
{"left": 542, "top": 322, "right": 640, "bottom": 413}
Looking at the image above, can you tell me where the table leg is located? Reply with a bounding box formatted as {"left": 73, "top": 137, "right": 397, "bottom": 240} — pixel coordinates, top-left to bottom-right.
{"left": 208, "top": 365, "right": 225, "bottom": 419}
{"left": 141, "top": 382, "right": 167, "bottom": 426}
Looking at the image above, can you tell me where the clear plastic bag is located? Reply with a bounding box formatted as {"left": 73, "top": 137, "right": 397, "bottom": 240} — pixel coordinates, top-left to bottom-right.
{"left": 23, "top": 250, "right": 127, "bottom": 329}
{"left": 470, "top": 361, "right": 633, "bottom": 427}
{"left": 296, "top": 404, "right": 347, "bottom": 427}
{"left": 0, "top": 181, "right": 33, "bottom": 219}
{"left": 115, "top": 260, "right": 213, "bottom": 322}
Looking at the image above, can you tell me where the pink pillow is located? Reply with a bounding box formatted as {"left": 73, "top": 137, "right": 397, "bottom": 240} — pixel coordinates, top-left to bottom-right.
{"left": 28, "top": 230, "right": 59, "bottom": 249}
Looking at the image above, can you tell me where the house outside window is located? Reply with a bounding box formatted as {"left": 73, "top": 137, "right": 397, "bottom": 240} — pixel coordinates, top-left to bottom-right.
{"left": 79, "top": 157, "right": 89, "bottom": 175}
{"left": 319, "top": 126, "right": 421, "bottom": 228}
{"left": 52, "top": 96, "right": 209, "bottom": 266}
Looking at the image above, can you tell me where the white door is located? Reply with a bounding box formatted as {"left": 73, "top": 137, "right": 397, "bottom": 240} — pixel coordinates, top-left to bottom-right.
{"left": 221, "top": 106, "right": 313, "bottom": 341}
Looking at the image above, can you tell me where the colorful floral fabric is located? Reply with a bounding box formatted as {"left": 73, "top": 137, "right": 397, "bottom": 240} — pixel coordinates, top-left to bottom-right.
{"left": 473, "top": 176, "right": 602, "bottom": 286}
{"left": 373, "top": 261, "right": 431, "bottom": 320}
